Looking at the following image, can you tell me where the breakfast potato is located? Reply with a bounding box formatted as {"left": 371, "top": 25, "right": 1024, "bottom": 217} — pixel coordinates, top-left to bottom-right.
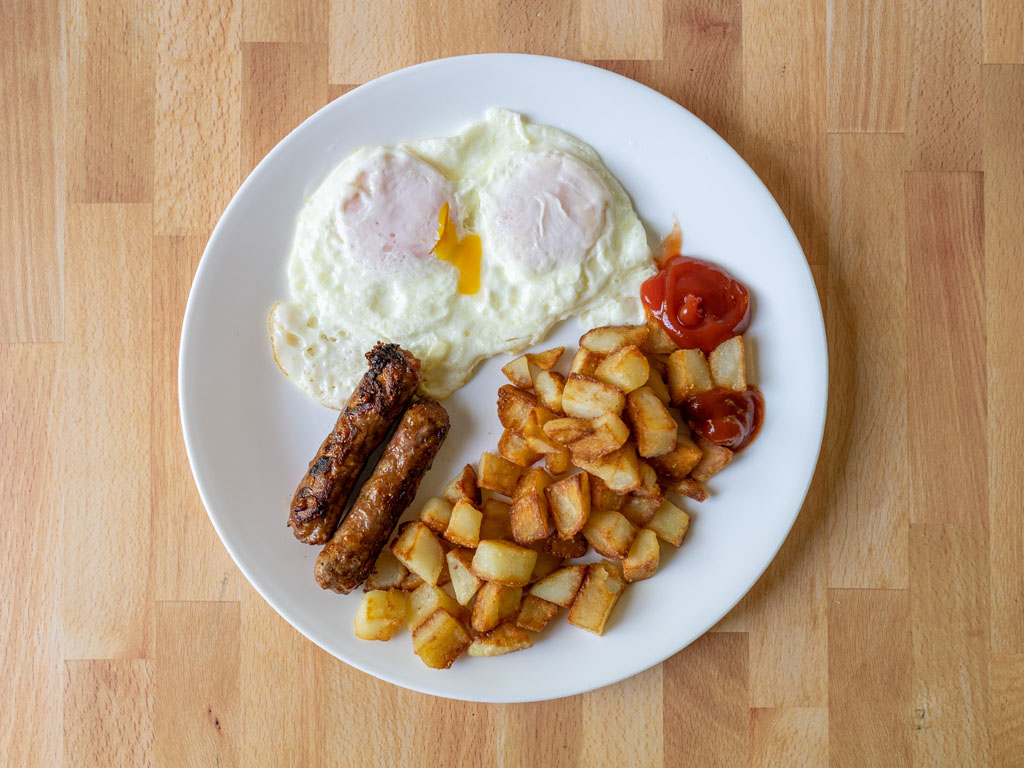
{"left": 523, "top": 407, "right": 563, "bottom": 455}
{"left": 501, "top": 354, "right": 533, "bottom": 389}
{"left": 471, "top": 540, "right": 538, "bottom": 587}
{"left": 543, "top": 417, "right": 592, "bottom": 445}
{"left": 634, "top": 459, "right": 662, "bottom": 498}
{"left": 480, "top": 498, "right": 513, "bottom": 541}
{"left": 648, "top": 434, "right": 703, "bottom": 482}
{"left": 569, "top": 412, "right": 630, "bottom": 463}
{"left": 391, "top": 522, "right": 445, "bottom": 586}
{"left": 669, "top": 476, "right": 709, "bottom": 502}
{"left": 667, "top": 348, "right": 714, "bottom": 404}
{"left": 498, "top": 428, "right": 543, "bottom": 467}
{"left": 354, "top": 589, "right": 408, "bottom": 641}
{"left": 444, "top": 499, "right": 483, "bottom": 548}
{"left": 446, "top": 548, "right": 483, "bottom": 606}
{"left": 589, "top": 474, "right": 625, "bottom": 513}
{"left": 645, "top": 366, "right": 672, "bottom": 405}
{"left": 543, "top": 531, "right": 589, "bottom": 559}
{"left": 516, "top": 594, "right": 561, "bottom": 632}
{"left": 364, "top": 549, "right": 409, "bottom": 592}
{"left": 419, "top": 497, "right": 454, "bottom": 535}
{"left": 478, "top": 451, "right": 523, "bottom": 497}
{"left": 497, "top": 384, "right": 538, "bottom": 430}
{"left": 582, "top": 509, "right": 638, "bottom": 559}
{"left": 567, "top": 562, "right": 626, "bottom": 636}
{"left": 526, "top": 346, "right": 564, "bottom": 370}
{"left": 626, "top": 386, "right": 677, "bottom": 457}
{"left": 644, "top": 312, "right": 679, "bottom": 354}
{"left": 620, "top": 494, "right": 663, "bottom": 528}
{"left": 545, "top": 447, "right": 572, "bottom": 476}
{"left": 562, "top": 374, "right": 626, "bottom": 419}
{"left": 510, "top": 467, "right": 553, "bottom": 544}
{"left": 412, "top": 608, "right": 472, "bottom": 669}
{"left": 580, "top": 324, "right": 649, "bottom": 354}
{"left": 709, "top": 335, "right": 746, "bottom": 391}
{"left": 471, "top": 582, "right": 523, "bottom": 633}
{"left": 545, "top": 471, "right": 591, "bottom": 539}
{"left": 408, "top": 583, "right": 464, "bottom": 629}
{"left": 570, "top": 348, "right": 605, "bottom": 377}
{"left": 576, "top": 442, "right": 641, "bottom": 493}
{"left": 594, "top": 345, "right": 650, "bottom": 394}
{"left": 691, "top": 436, "right": 733, "bottom": 482}
{"left": 622, "top": 529, "right": 660, "bottom": 582}
{"left": 529, "top": 564, "right": 587, "bottom": 607}
{"left": 444, "top": 464, "right": 481, "bottom": 506}
{"left": 467, "top": 621, "right": 534, "bottom": 657}
{"left": 528, "top": 548, "right": 564, "bottom": 583}
{"left": 533, "top": 370, "right": 566, "bottom": 414}
{"left": 646, "top": 499, "right": 691, "bottom": 547}
{"left": 399, "top": 571, "right": 425, "bottom": 592}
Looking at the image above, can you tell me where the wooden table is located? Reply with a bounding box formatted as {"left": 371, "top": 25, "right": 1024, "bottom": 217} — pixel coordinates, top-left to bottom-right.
{"left": 3, "top": 1, "right": 1022, "bottom": 765}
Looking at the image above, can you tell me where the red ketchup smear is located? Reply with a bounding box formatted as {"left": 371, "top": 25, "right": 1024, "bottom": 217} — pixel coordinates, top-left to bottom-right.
{"left": 684, "top": 386, "right": 764, "bottom": 452}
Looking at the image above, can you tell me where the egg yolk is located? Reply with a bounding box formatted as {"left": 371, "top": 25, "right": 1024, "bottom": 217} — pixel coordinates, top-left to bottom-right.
{"left": 432, "top": 203, "right": 481, "bottom": 295}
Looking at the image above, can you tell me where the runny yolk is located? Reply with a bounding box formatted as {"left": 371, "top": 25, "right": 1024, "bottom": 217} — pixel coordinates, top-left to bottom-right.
{"left": 432, "top": 203, "right": 481, "bottom": 295}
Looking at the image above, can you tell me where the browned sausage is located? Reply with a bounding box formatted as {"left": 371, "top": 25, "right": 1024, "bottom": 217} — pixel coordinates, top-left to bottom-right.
{"left": 288, "top": 343, "right": 420, "bottom": 545}
{"left": 314, "top": 399, "right": 449, "bottom": 593}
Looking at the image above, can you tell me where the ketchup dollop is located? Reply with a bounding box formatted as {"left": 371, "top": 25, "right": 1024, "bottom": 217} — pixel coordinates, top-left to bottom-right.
{"left": 684, "top": 386, "right": 764, "bottom": 452}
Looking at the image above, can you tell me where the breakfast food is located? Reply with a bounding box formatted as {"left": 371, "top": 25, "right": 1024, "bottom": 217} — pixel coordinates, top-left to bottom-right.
{"left": 288, "top": 343, "right": 420, "bottom": 544}
{"left": 270, "top": 109, "right": 654, "bottom": 408}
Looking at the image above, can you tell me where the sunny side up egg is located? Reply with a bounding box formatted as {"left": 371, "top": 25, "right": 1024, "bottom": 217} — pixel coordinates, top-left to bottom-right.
{"left": 270, "top": 108, "right": 655, "bottom": 408}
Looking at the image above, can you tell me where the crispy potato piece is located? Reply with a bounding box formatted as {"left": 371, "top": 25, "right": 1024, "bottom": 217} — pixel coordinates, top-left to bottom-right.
{"left": 501, "top": 354, "right": 533, "bottom": 389}
{"left": 498, "top": 427, "right": 543, "bottom": 468}
{"left": 667, "top": 348, "right": 714, "bottom": 404}
{"left": 530, "top": 564, "right": 587, "bottom": 607}
{"left": 471, "top": 581, "right": 523, "bottom": 633}
{"left": 622, "top": 529, "right": 660, "bottom": 582}
{"left": 354, "top": 589, "right": 408, "bottom": 640}
{"left": 497, "top": 385, "right": 538, "bottom": 430}
{"left": 468, "top": 620, "right": 534, "bottom": 657}
{"left": 545, "top": 447, "right": 572, "bottom": 476}
{"left": 480, "top": 498, "right": 513, "bottom": 541}
{"left": 478, "top": 451, "right": 523, "bottom": 497}
{"left": 510, "top": 467, "right": 553, "bottom": 544}
{"left": 528, "top": 548, "right": 564, "bottom": 583}
{"left": 582, "top": 509, "right": 638, "bottom": 559}
{"left": 444, "top": 499, "right": 482, "bottom": 548}
{"left": 645, "top": 365, "right": 671, "bottom": 405}
{"left": 444, "top": 464, "right": 481, "bottom": 506}
{"left": 626, "top": 386, "right": 677, "bottom": 458}
{"left": 533, "top": 370, "right": 566, "bottom": 414}
{"left": 543, "top": 532, "right": 588, "bottom": 559}
{"left": 620, "top": 494, "right": 663, "bottom": 528}
{"left": 567, "top": 561, "right": 625, "bottom": 636}
{"left": 543, "top": 417, "right": 592, "bottom": 445}
{"left": 419, "top": 497, "right": 454, "bottom": 535}
{"left": 646, "top": 500, "right": 691, "bottom": 547}
{"left": 644, "top": 312, "right": 678, "bottom": 354}
{"left": 523, "top": 407, "right": 564, "bottom": 455}
{"left": 391, "top": 522, "right": 444, "bottom": 587}
{"left": 399, "top": 571, "right": 425, "bottom": 592}
{"left": 570, "top": 348, "right": 605, "bottom": 377}
{"left": 576, "top": 442, "right": 641, "bottom": 493}
{"left": 413, "top": 608, "right": 471, "bottom": 669}
{"left": 634, "top": 460, "right": 661, "bottom": 498}
{"left": 580, "top": 324, "right": 649, "bottom": 354}
{"left": 364, "top": 549, "right": 408, "bottom": 592}
{"left": 709, "top": 336, "right": 746, "bottom": 391}
{"left": 408, "top": 583, "right": 463, "bottom": 629}
{"left": 562, "top": 374, "right": 626, "bottom": 419}
{"left": 471, "top": 540, "right": 538, "bottom": 587}
{"left": 516, "top": 594, "right": 561, "bottom": 632}
{"left": 594, "top": 345, "right": 650, "bottom": 394}
{"left": 569, "top": 411, "right": 630, "bottom": 463}
{"left": 691, "top": 436, "right": 734, "bottom": 482}
{"left": 546, "top": 471, "right": 591, "bottom": 539}
{"left": 446, "top": 548, "right": 483, "bottom": 606}
{"left": 589, "top": 474, "right": 625, "bottom": 513}
{"left": 526, "top": 346, "right": 564, "bottom": 370}
{"left": 668, "top": 476, "right": 709, "bottom": 502}
{"left": 648, "top": 434, "right": 703, "bottom": 482}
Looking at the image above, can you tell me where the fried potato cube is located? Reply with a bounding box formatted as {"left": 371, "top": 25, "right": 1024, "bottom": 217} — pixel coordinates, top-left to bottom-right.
{"left": 445, "top": 548, "right": 483, "bottom": 606}
{"left": 478, "top": 451, "right": 523, "bottom": 497}
{"left": 498, "top": 428, "right": 543, "bottom": 468}
{"left": 626, "top": 386, "right": 677, "bottom": 458}
{"left": 529, "top": 548, "right": 563, "bottom": 583}
{"left": 413, "top": 608, "right": 471, "bottom": 669}
{"left": 569, "top": 412, "right": 630, "bottom": 463}
{"left": 364, "top": 549, "right": 408, "bottom": 592}
{"left": 471, "top": 540, "right": 538, "bottom": 587}
{"left": 546, "top": 471, "right": 591, "bottom": 539}
{"left": 634, "top": 459, "right": 661, "bottom": 498}
{"left": 562, "top": 374, "right": 626, "bottom": 419}
{"left": 501, "top": 354, "right": 533, "bottom": 389}
{"left": 594, "top": 345, "right": 650, "bottom": 394}
{"left": 544, "top": 531, "right": 589, "bottom": 559}
{"left": 480, "top": 498, "right": 513, "bottom": 541}
{"left": 468, "top": 620, "right": 534, "bottom": 657}
{"left": 391, "top": 522, "right": 444, "bottom": 586}
{"left": 620, "top": 494, "right": 663, "bottom": 528}
{"left": 444, "top": 499, "right": 483, "bottom": 548}
{"left": 419, "top": 497, "right": 454, "bottom": 535}
{"left": 471, "top": 581, "right": 523, "bottom": 633}
{"left": 589, "top": 474, "right": 625, "bottom": 513}
{"left": 580, "top": 324, "right": 649, "bottom": 354}
{"left": 399, "top": 571, "right": 425, "bottom": 592}
{"left": 530, "top": 564, "right": 587, "bottom": 607}
{"left": 570, "top": 348, "right": 605, "bottom": 377}
{"left": 691, "top": 436, "right": 734, "bottom": 482}
{"left": 567, "top": 562, "right": 625, "bottom": 636}
{"left": 543, "top": 417, "right": 592, "bottom": 445}
{"left": 516, "top": 594, "right": 561, "bottom": 632}
{"left": 354, "top": 589, "right": 408, "bottom": 641}
{"left": 444, "top": 464, "right": 481, "bottom": 506}
{"left": 646, "top": 499, "right": 691, "bottom": 547}
{"left": 545, "top": 447, "right": 572, "bottom": 476}
{"left": 533, "top": 370, "right": 566, "bottom": 414}
{"left": 497, "top": 385, "right": 538, "bottom": 430}
{"left": 667, "top": 348, "right": 714, "bottom": 404}
{"left": 582, "top": 509, "right": 638, "bottom": 559}
{"left": 709, "top": 335, "right": 746, "bottom": 391}
{"left": 526, "top": 346, "right": 564, "bottom": 370}
{"left": 523, "top": 407, "right": 564, "bottom": 455}
{"left": 648, "top": 434, "right": 703, "bottom": 482}
{"left": 510, "top": 467, "right": 553, "bottom": 544}
{"left": 622, "top": 529, "right": 660, "bottom": 582}
{"left": 645, "top": 365, "right": 672, "bottom": 405}
{"left": 576, "top": 443, "right": 641, "bottom": 493}
{"left": 644, "top": 312, "right": 679, "bottom": 354}
{"left": 668, "top": 476, "right": 709, "bottom": 502}
{"left": 408, "top": 582, "right": 464, "bottom": 629}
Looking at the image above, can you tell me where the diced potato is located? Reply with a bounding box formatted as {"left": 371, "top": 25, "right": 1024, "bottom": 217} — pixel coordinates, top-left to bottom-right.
{"left": 523, "top": 407, "right": 564, "bottom": 455}
{"left": 622, "top": 529, "right": 660, "bottom": 582}
{"left": 443, "top": 464, "right": 481, "bottom": 506}
{"left": 526, "top": 346, "right": 564, "bottom": 370}
{"left": 530, "top": 564, "right": 587, "bottom": 607}
{"left": 400, "top": 571, "right": 425, "bottom": 592}
{"left": 570, "top": 348, "right": 605, "bottom": 377}
{"left": 582, "top": 509, "right": 638, "bottom": 559}
{"left": 620, "top": 494, "right": 663, "bottom": 528}
{"left": 668, "top": 476, "right": 709, "bottom": 502}
{"left": 354, "top": 589, "right": 408, "bottom": 641}
{"left": 480, "top": 498, "right": 513, "bottom": 541}
{"left": 391, "top": 522, "right": 445, "bottom": 586}
{"left": 533, "top": 370, "right": 566, "bottom": 413}
{"left": 644, "top": 312, "right": 678, "bottom": 354}
{"left": 646, "top": 499, "right": 691, "bottom": 547}
{"left": 567, "top": 562, "right": 625, "bottom": 636}
{"left": 545, "top": 447, "right": 572, "bottom": 476}
{"left": 576, "top": 443, "right": 641, "bottom": 493}
{"left": 645, "top": 365, "right": 672, "bottom": 405}
{"left": 445, "top": 548, "right": 483, "bottom": 606}
{"left": 467, "top": 621, "right": 534, "bottom": 657}
{"left": 501, "top": 354, "right": 533, "bottom": 389}
{"left": 543, "top": 417, "right": 592, "bottom": 445}
{"left": 580, "top": 324, "right": 649, "bottom": 354}
{"left": 543, "top": 532, "right": 589, "bottom": 559}
{"left": 412, "top": 608, "right": 472, "bottom": 669}
{"left": 497, "top": 385, "right": 538, "bottom": 430}
{"left": 419, "top": 497, "right": 454, "bottom": 535}
{"left": 478, "top": 451, "right": 523, "bottom": 498}
{"left": 562, "top": 374, "right": 626, "bottom": 419}
{"left": 709, "top": 336, "right": 746, "bottom": 391}
{"left": 364, "top": 549, "right": 408, "bottom": 592}
{"left": 546, "top": 471, "right": 591, "bottom": 539}
{"left": 510, "top": 467, "right": 553, "bottom": 544}
{"left": 444, "top": 499, "right": 482, "bottom": 548}
{"left": 667, "top": 348, "right": 714, "bottom": 404}
{"left": 516, "top": 594, "right": 561, "bottom": 632}
{"left": 498, "top": 427, "right": 543, "bottom": 467}
{"left": 691, "top": 436, "right": 733, "bottom": 482}
{"left": 471, "top": 581, "right": 523, "bottom": 633}
{"left": 634, "top": 459, "right": 661, "bottom": 498}
{"left": 569, "top": 412, "right": 630, "bottom": 463}
{"left": 471, "top": 540, "right": 538, "bottom": 587}
{"left": 648, "top": 434, "right": 703, "bottom": 482}
{"left": 408, "top": 583, "right": 464, "bottom": 629}
{"left": 589, "top": 474, "right": 625, "bottom": 513}
{"left": 626, "top": 386, "right": 677, "bottom": 458}
{"left": 594, "top": 345, "right": 650, "bottom": 394}
{"left": 529, "top": 549, "right": 563, "bottom": 583}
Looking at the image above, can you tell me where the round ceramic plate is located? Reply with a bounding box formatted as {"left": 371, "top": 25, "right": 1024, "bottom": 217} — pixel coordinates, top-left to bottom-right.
{"left": 180, "top": 54, "right": 827, "bottom": 703}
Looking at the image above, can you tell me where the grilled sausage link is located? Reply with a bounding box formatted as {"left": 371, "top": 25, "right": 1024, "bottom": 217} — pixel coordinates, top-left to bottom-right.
{"left": 314, "top": 399, "right": 449, "bottom": 593}
{"left": 288, "top": 343, "right": 420, "bottom": 545}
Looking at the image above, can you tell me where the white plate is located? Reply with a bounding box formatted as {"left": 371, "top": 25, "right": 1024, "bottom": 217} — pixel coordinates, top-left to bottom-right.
{"left": 180, "top": 54, "right": 827, "bottom": 703}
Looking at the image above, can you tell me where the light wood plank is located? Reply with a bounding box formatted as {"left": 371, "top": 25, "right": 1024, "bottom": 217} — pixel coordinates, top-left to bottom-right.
{"left": 64, "top": 660, "right": 154, "bottom": 767}
{"left": 328, "top": 0, "right": 417, "bottom": 82}
{"left": 581, "top": 664, "right": 663, "bottom": 767}
{"left": 416, "top": 0, "right": 503, "bottom": 60}
{"left": 62, "top": 204, "right": 153, "bottom": 659}
{"left": 578, "top": 0, "right": 663, "bottom": 59}
{"left": 496, "top": 0, "right": 578, "bottom": 59}
{"left": 983, "top": 0, "right": 1024, "bottom": 63}
{"left": 749, "top": 708, "right": 828, "bottom": 768}
{"left": 242, "top": 0, "right": 327, "bottom": 43}
{"left": 990, "top": 654, "right": 1024, "bottom": 767}
{"left": 499, "top": 696, "right": 582, "bottom": 768}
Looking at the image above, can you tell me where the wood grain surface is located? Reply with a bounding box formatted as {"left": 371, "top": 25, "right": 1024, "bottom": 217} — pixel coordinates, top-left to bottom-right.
{"left": 2, "top": 1, "right": 1021, "bottom": 765}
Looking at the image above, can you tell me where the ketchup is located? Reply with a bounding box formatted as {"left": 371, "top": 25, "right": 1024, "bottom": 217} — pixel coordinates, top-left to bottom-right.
{"left": 684, "top": 386, "right": 764, "bottom": 452}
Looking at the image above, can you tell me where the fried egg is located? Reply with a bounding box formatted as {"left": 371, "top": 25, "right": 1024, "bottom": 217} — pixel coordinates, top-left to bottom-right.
{"left": 271, "top": 109, "right": 654, "bottom": 408}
